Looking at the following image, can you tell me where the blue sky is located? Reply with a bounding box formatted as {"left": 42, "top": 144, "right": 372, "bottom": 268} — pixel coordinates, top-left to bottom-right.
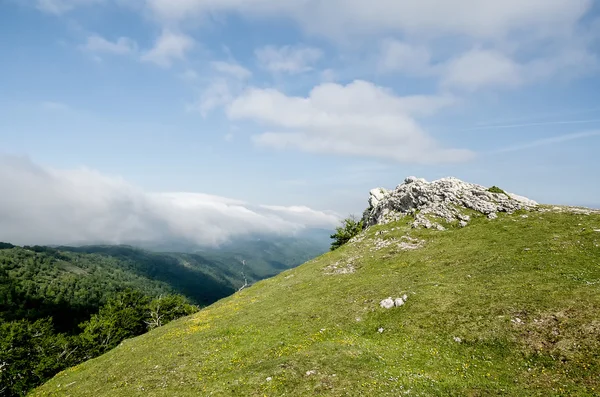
{"left": 0, "top": 0, "right": 599, "bottom": 245}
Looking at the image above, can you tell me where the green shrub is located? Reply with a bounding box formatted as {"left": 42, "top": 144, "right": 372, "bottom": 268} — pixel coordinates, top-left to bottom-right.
{"left": 330, "top": 216, "right": 364, "bottom": 251}
{"left": 488, "top": 186, "right": 507, "bottom": 195}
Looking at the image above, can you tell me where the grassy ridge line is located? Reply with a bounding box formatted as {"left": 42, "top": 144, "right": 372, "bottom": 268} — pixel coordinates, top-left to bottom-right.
{"left": 34, "top": 210, "right": 600, "bottom": 396}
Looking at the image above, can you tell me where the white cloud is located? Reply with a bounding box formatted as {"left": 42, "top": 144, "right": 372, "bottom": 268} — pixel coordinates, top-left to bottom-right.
{"left": 522, "top": 47, "right": 599, "bottom": 82}
{"left": 255, "top": 45, "right": 323, "bottom": 74}
{"left": 378, "top": 40, "right": 431, "bottom": 74}
{"left": 38, "top": 1, "right": 592, "bottom": 44}
{"left": 377, "top": 41, "right": 598, "bottom": 91}
{"left": 441, "top": 49, "right": 523, "bottom": 91}
{"left": 259, "top": 205, "right": 341, "bottom": 228}
{"left": 211, "top": 61, "right": 252, "bottom": 80}
{"left": 189, "top": 62, "right": 251, "bottom": 116}
{"left": 0, "top": 155, "right": 339, "bottom": 246}
{"left": 82, "top": 34, "right": 137, "bottom": 55}
{"left": 141, "top": 30, "right": 194, "bottom": 68}
{"left": 34, "top": 0, "right": 595, "bottom": 92}
{"left": 144, "top": 0, "right": 595, "bottom": 93}
{"left": 320, "top": 69, "right": 337, "bottom": 82}
{"left": 227, "top": 80, "right": 471, "bottom": 163}
{"left": 439, "top": 46, "right": 598, "bottom": 91}
{"left": 180, "top": 69, "right": 199, "bottom": 81}
{"left": 190, "top": 79, "right": 236, "bottom": 117}
{"left": 146, "top": 0, "right": 591, "bottom": 40}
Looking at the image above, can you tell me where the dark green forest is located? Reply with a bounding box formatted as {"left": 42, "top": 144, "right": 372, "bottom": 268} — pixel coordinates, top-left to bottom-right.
{"left": 0, "top": 244, "right": 232, "bottom": 396}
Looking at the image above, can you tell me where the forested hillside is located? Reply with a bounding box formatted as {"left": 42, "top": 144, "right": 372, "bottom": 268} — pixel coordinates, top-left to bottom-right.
{"left": 0, "top": 244, "right": 213, "bottom": 396}
{"left": 0, "top": 236, "right": 329, "bottom": 396}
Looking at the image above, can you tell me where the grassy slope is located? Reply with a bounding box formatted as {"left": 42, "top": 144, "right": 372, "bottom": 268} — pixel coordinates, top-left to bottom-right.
{"left": 34, "top": 209, "right": 600, "bottom": 396}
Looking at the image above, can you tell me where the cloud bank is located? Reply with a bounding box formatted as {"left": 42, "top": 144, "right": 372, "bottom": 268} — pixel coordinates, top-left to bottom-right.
{"left": 0, "top": 155, "right": 340, "bottom": 247}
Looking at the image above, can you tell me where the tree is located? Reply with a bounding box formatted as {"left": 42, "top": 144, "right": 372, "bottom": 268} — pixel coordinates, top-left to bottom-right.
{"left": 0, "top": 318, "right": 79, "bottom": 397}
{"left": 146, "top": 295, "right": 198, "bottom": 330}
{"left": 330, "top": 215, "right": 364, "bottom": 251}
{"left": 79, "top": 290, "right": 150, "bottom": 356}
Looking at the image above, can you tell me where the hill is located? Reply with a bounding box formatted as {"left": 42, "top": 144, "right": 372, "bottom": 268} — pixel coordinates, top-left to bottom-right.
{"left": 33, "top": 178, "right": 600, "bottom": 396}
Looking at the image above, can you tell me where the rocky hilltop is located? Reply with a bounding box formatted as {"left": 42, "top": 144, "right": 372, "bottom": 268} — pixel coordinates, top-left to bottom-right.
{"left": 363, "top": 176, "right": 538, "bottom": 230}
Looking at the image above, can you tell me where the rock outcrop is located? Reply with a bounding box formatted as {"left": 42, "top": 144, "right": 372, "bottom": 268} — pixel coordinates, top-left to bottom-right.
{"left": 363, "top": 177, "right": 537, "bottom": 230}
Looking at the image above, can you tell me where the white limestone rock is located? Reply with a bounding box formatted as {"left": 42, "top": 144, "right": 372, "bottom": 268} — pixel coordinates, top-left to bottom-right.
{"left": 508, "top": 193, "right": 538, "bottom": 207}
{"left": 363, "top": 177, "right": 538, "bottom": 230}
{"left": 394, "top": 298, "right": 405, "bottom": 307}
{"left": 369, "top": 188, "right": 389, "bottom": 208}
{"left": 380, "top": 297, "right": 395, "bottom": 309}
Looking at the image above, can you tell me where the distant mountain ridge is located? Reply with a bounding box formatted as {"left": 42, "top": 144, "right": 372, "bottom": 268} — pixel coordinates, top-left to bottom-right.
{"left": 1, "top": 231, "right": 331, "bottom": 307}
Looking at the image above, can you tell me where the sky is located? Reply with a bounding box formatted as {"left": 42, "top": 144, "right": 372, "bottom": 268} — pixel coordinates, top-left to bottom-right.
{"left": 0, "top": 0, "right": 599, "bottom": 246}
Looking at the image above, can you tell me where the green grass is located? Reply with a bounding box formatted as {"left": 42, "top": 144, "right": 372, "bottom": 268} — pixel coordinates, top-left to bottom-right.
{"left": 33, "top": 209, "right": 600, "bottom": 396}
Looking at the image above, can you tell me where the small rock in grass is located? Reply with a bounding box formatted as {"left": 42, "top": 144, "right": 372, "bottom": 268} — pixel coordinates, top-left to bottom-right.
{"left": 488, "top": 212, "right": 498, "bottom": 220}
{"left": 453, "top": 336, "right": 462, "bottom": 343}
{"left": 306, "top": 370, "right": 316, "bottom": 376}
{"left": 394, "top": 298, "right": 404, "bottom": 307}
{"left": 378, "top": 328, "right": 384, "bottom": 333}
{"left": 402, "top": 294, "right": 408, "bottom": 301}
{"left": 266, "top": 377, "right": 272, "bottom": 382}
{"left": 380, "top": 297, "right": 395, "bottom": 309}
